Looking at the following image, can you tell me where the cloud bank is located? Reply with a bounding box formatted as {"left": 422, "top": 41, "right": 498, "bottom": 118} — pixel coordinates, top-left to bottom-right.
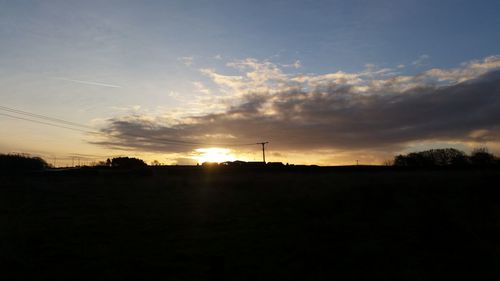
{"left": 94, "top": 56, "right": 500, "bottom": 160}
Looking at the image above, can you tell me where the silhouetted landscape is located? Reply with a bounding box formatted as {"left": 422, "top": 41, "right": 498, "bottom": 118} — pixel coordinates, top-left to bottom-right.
{"left": 2, "top": 150, "right": 500, "bottom": 280}
{"left": 2, "top": 1, "right": 500, "bottom": 280}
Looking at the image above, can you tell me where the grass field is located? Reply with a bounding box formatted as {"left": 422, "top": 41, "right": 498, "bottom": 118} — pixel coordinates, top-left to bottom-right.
{"left": 1, "top": 167, "right": 500, "bottom": 280}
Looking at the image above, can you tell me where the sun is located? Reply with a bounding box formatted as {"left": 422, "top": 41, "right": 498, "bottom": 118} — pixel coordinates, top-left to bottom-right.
{"left": 194, "top": 147, "right": 237, "bottom": 163}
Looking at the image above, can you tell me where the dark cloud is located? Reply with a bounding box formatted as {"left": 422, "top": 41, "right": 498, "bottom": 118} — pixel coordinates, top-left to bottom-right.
{"left": 93, "top": 70, "right": 500, "bottom": 154}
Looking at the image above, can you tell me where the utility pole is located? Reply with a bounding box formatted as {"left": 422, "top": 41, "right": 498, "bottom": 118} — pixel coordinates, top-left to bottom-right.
{"left": 257, "top": 142, "right": 269, "bottom": 163}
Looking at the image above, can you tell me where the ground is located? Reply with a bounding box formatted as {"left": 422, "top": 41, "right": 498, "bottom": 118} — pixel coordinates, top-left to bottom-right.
{"left": 1, "top": 167, "right": 500, "bottom": 280}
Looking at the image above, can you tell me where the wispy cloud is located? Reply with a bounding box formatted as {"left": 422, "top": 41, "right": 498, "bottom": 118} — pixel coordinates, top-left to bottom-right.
{"left": 282, "top": 60, "right": 302, "bottom": 69}
{"left": 412, "top": 54, "right": 430, "bottom": 66}
{"left": 178, "top": 56, "right": 194, "bottom": 66}
{"left": 192, "top": 81, "right": 211, "bottom": 95}
{"left": 52, "top": 77, "right": 122, "bottom": 88}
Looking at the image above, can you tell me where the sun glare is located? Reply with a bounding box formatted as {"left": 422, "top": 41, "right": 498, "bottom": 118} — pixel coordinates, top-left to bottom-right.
{"left": 195, "top": 148, "right": 237, "bottom": 163}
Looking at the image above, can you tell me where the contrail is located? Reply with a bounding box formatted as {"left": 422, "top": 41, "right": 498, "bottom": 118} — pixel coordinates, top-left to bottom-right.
{"left": 52, "top": 77, "right": 122, "bottom": 88}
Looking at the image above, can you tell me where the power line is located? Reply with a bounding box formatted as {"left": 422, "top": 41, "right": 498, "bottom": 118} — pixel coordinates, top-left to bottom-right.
{"left": 0, "top": 105, "right": 94, "bottom": 129}
{"left": 0, "top": 111, "right": 210, "bottom": 147}
{"left": 0, "top": 106, "right": 244, "bottom": 146}
{"left": 0, "top": 112, "right": 99, "bottom": 134}
{"left": 0, "top": 105, "right": 263, "bottom": 148}
{"left": 0, "top": 112, "right": 201, "bottom": 148}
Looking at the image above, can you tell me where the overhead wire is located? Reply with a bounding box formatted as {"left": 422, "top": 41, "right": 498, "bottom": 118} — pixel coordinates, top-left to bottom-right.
{"left": 0, "top": 105, "right": 263, "bottom": 147}
{"left": 0, "top": 105, "right": 94, "bottom": 129}
{"left": 0, "top": 112, "right": 99, "bottom": 134}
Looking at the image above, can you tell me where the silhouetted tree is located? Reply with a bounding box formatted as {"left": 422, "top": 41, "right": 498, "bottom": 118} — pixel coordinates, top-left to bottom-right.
{"left": 393, "top": 155, "right": 408, "bottom": 166}
{"left": 394, "top": 148, "right": 468, "bottom": 167}
{"left": 393, "top": 147, "right": 500, "bottom": 168}
{"left": 111, "top": 157, "right": 147, "bottom": 168}
{"left": 0, "top": 154, "right": 50, "bottom": 171}
{"left": 382, "top": 159, "right": 394, "bottom": 166}
{"left": 469, "top": 147, "right": 496, "bottom": 167}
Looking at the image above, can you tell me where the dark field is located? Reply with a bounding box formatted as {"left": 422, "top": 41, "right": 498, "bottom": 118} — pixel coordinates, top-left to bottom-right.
{"left": 2, "top": 167, "right": 500, "bottom": 280}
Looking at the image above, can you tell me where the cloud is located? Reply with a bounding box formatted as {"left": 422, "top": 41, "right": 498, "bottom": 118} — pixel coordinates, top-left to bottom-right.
{"left": 192, "top": 81, "right": 211, "bottom": 95}
{"left": 93, "top": 56, "right": 500, "bottom": 158}
{"left": 200, "top": 68, "right": 245, "bottom": 92}
{"left": 199, "top": 58, "right": 311, "bottom": 102}
{"left": 422, "top": 55, "right": 500, "bottom": 83}
{"left": 282, "top": 60, "right": 302, "bottom": 69}
{"left": 412, "top": 54, "right": 430, "bottom": 66}
{"left": 167, "top": 91, "right": 180, "bottom": 98}
{"left": 53, "top": 77, "right": 122, "bottom": 88}
{"left": 293, "top": 60, "right": 301, "bottom": 69}
{"left": 178, "top": 56, "right": 194, "bottom": 66}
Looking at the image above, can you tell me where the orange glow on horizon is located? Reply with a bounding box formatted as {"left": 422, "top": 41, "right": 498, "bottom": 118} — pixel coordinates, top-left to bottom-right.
{"left": 194, "top": 147, "right": 237, "bottom": 163}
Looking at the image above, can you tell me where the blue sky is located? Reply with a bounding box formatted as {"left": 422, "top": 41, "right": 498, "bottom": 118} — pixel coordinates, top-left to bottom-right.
{"left": 1, "top": 0, "right": 500, "bottom": 165}
{"left": 3, "top": 1, "right": 500, "bottom": 73}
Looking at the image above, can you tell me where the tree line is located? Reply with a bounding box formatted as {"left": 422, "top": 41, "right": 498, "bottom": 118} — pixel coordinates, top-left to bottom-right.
{"left": 0, "top": 154, "right": 147, "bottom": 171}
{"left": 392, "top": 147, "right": 499, "bottom": 167}
{"left": 0, "top": 154, "right": 50, "bottom": 171}
{"left": 1, "top": 148, "right": 499, "bottom": 172}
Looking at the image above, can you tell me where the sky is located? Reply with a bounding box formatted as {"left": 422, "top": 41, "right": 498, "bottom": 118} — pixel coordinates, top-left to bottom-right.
{"left": 1, "top": 0, "right": 500, "bottom": 166}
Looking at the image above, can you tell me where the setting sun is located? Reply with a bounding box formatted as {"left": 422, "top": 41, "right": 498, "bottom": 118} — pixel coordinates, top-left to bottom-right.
{"left": 194, "top": 148, "right": 237, "bottom": 164}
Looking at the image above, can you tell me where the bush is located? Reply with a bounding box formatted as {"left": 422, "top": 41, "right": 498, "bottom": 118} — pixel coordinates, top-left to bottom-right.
{"left": 0, "top": 154, "right": 50, "bottom": 171}
{"left": 111, "top": 157, "right": 147, "bottom": 169}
